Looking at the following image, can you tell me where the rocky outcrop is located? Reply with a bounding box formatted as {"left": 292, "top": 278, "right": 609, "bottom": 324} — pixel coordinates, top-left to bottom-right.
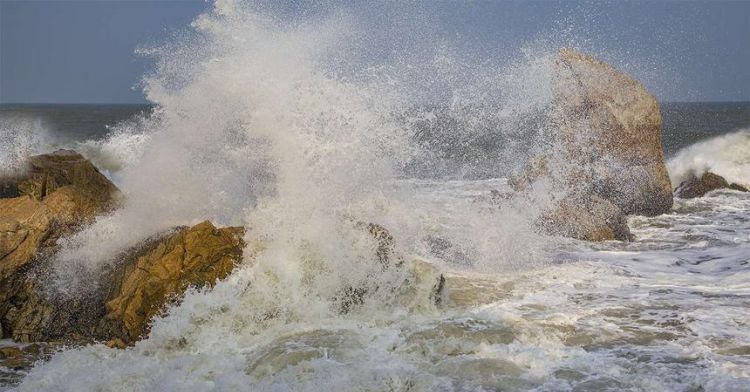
{"left": 0, "top": 150, "right": 121, "bottom": 341}
{"left": 96, "top": 221, "right": 245, "bottom": 344}
{"left": 0, "top": 150, "right": 121, "bottom": 279}
{"left": 0, "top": 151, "right": 246, "bottom": 345}
{"left": 0, "top": 150, "right": 444, "bottom": 349}
{"left": 674, "top": 171, "right": 749, "bottom": 199}
{"left": 514, "top": 49, "right": 673, "bottom": 241}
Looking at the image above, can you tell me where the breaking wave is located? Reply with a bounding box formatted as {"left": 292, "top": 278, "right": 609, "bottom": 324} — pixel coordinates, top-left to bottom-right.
{"left": 667, "top": 128, "right": 750, "bottom": 187}
{"left": 10, "top": 1, "right": 750, "bottom": 391}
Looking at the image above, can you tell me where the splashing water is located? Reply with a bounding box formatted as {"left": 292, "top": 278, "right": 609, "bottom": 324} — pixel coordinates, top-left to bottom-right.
{"left": 7, "top": 1, "right": 750, "bottom": 391}
{"left": 46, "top": 1, "right": 555, "bottom": 294}
{"left": 667, "top": 128, "right": 750, "bottom": 187}
{"left": 0, "top": 113, "right": 52, "bottom": 175}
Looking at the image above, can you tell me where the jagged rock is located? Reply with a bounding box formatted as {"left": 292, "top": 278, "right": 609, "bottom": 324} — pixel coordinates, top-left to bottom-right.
{"left": 674, "top": 171, "right": 749, "bottom": 198}
{"left": 95, "top": 221, "right": 245, "bottom": 344}
{"left": 513, "top": 49, "right": 673, "bottom": 241}
{"left": 0, "top": 150, "right": 121, "bottom": 342}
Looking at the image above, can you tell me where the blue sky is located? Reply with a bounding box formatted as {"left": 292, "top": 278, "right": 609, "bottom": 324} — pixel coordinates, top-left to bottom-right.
{"left": 1, "top": 0, "right": 748, "bottom": 103}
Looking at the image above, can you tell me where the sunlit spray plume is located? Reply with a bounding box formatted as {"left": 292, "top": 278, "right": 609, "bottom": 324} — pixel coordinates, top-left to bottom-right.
{"left": 47, "top": 1, "right": 558, "bottom": 314}
{"left": 0, "top": 113, "right": 53, "bottom": 175}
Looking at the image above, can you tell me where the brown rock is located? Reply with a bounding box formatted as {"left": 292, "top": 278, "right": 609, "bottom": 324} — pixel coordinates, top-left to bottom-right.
{"left": 540, "top": 196, "right": 632, "bottom": 241}
{"left": 0, "top": 151, "right": 252, "bottom": 348}
{"left": 675, "top": 171, "right": 748, "bottom": 198}
{"left": 514, "top": 49, "right": 673, "bottom": 241}
{"left": 96, "top": 221, "right": 245, "bottom": 344}
{"left": 0, "top": 346, "right": 23, "bottom": 359}
{"left": 0, "top": 150, "right": 121, "bottom": 342}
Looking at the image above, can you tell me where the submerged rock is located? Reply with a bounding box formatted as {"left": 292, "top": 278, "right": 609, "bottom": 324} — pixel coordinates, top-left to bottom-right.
{"left": 674, "top": 171, "right": 749, "bottom": 199}
{"left": 513, "top": 49, "right": 673, "bottom": 241}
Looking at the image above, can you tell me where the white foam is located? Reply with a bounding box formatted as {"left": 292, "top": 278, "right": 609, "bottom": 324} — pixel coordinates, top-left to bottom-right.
{"left": 11, "top": 1, "right": 750, "bottom": 391}
{"left": 667, "top": 128, "right": 750, "bottom": 187}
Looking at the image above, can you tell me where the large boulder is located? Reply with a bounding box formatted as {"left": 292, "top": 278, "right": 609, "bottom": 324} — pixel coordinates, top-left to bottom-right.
{"left": 674, "top": 171, "right": 748, "bottom": 199}
{"left": 514, "top": 49, "right": 673, "bottom": 241}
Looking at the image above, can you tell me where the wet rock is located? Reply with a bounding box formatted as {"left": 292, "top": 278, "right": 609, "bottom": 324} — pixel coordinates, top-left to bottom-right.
{"left": 95, "top": 221, "right": 245, "bottom": 344}
{"left": 0, "top": 150, "right": 121, "bottom": 342}
{"left": 674, "top": 171, "right": 748, "bottom": 198}
{"left": 541, "top": 195, "right": 633, "bottom": 241}
{"left": 0, "top": 342, "right": 61, "bottom": 374}
{"left": 0, "top": 151, "right": 246, "bottom": 346}
{"left": 336, "top": 224, "right": 445, "bottom": 314}
{"left": 514, "top": 49, "right": 673, "bottom": 241}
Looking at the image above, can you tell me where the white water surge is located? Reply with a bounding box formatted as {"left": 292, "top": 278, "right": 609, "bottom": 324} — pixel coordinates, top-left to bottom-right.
{"left": 7, "top": 1, "right": 750, "bottom": 391}
{"left": 667, "top": 128, "right": 750, "bottom": 187}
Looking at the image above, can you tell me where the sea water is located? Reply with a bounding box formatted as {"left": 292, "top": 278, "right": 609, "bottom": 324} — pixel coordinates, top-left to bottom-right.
{"left": 1, "top": 1, "right": 749, "bottom": 391}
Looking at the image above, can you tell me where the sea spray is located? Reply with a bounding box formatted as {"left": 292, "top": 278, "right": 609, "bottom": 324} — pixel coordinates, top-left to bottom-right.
{"left": 46, "top": 0, "right": 559, "bottom": 296}
{"left": 0, "top": 112, "right": 52, "bottom": 174}
{"left": 667, "top": 128, "right": 750, "bottom": 187}
{"left": 18, "top": 2, "right": 600, "bottom": 390}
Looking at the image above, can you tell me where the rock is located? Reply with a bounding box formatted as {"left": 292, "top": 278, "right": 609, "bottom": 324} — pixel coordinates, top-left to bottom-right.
{"left": 675, "top": 171, "right": 749, "bottom": 198}
{"left": 513, "top": 49, "right": 673, "bottom": 241}
{"left": 356, "top": 222, "right": 402, "bottom": 267}
{"left": 0, "top": 342, "right": 60, "bottom": 373}
{"left": 0, "top": 151, "right": 248, "bottom": 345}
{"left": 95, "top": 221, "right": 245, "bottom": 344}
{"left": 0, "top": 149, "right": 120, "bottom": 209}
{"left": 540, "top": 196, "right": 633, "bottom": 241}
{"left": 0, "top": 150, "right": 121, "bottom": 342}
{"left": 0, "top": 346, "right": 23, "bottom": 359}
{"left": 335, "top": 222, "right": 444, "bottom": 314}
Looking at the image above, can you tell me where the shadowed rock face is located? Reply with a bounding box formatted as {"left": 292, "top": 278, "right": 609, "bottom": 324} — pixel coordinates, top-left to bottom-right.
{"left": 514, "top": 49, "right": 673, "bottom": 241}
{"left": 675, "top": 171, "right": 749, "bottom": 199}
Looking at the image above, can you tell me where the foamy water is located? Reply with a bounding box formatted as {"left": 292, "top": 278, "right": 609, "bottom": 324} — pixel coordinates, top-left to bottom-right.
{"left": 2, "top": 1, "right": 750, "bottom": 391}
{"left": 10, "top": 180, "right": 750, "bottom": 391}
{"left": 667, "top": 129, "right": 750, "bottom": 187}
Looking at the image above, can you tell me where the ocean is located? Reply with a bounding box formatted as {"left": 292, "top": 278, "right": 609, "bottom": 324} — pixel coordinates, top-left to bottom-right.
{"left": 2, "top": 100, "right": 749, "bottom": 391}
{"left": 1, "top": 4, "right": 750, "bottom": 390}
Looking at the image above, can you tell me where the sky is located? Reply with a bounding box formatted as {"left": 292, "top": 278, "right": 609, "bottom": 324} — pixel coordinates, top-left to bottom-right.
{"left": 1, "top": 0, "right": 748, "bottom": 104}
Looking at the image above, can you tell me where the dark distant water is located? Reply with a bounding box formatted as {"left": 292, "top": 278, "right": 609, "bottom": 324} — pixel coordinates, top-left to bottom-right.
{"left": 0, "top": 104, "right": 152, "bottom": 143}
{"left": 661, "top": 102, "right": 750, "bottom": 156}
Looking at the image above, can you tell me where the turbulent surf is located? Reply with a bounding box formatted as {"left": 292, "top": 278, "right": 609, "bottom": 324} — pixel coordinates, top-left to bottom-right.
{"left": 1, "top": 1, "right": 749, "bottom": 391}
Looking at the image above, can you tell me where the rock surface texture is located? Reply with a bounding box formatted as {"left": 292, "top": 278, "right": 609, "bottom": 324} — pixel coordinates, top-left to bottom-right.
{"left": 674, "top": 171, "right": 749, "bottom": 199}
{"left": 0, "top": 150, "right": 121, "bottom": 341}
{"left": 96, "top": 221, "right": 245, "bottom": 344}
{"left": 0, "top": 151, "right": 246, "bottom": 346}
{"left": 514, "top": 49, "right": 673, "bottom": 241}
